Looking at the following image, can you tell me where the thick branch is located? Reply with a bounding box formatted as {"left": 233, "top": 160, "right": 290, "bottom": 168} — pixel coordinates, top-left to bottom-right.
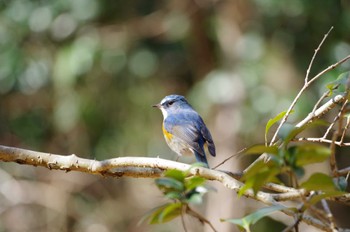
{"left": 0, "top": 145, "right": 188, "bottom": 178}
{"left": 296, "top": 94, "right": 345, "bottom": 128}
{"left": 0, "top": 144, "right": 337, "bottom": 231}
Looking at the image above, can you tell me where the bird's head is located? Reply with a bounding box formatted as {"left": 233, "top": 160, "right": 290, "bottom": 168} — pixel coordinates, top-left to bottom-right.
{"left": 153, "top": 94, "right": 191, "bottom": 118}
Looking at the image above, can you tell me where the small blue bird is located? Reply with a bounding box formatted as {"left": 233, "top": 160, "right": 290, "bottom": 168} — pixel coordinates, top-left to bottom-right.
{"left": 153, "top": 95, "right": 216, "bottom": 168}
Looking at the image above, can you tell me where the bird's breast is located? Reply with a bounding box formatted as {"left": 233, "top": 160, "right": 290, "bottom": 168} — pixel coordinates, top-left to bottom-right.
{"left": 162, "top": 123, "right": 173, "bottom": 142}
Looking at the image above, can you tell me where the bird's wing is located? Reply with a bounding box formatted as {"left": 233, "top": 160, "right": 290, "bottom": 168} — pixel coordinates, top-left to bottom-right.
{"left": 164, "top": 117, "right": 205, "bottom": 157}
{"left": 201, "top": 123, "right": 216, "bottom": 157}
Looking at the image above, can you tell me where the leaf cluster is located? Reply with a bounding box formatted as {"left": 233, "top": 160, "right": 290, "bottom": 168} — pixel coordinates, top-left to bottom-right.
{"left": 143, "top": 166, "right": 210, "bottom": 225}
{"left": 231, "top": 72, "right": 350, "bottom": 230}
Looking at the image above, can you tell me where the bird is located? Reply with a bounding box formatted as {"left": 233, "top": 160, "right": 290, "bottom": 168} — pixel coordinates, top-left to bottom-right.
{"left": 153, "top": 94, "right": 216, "bottom": 168}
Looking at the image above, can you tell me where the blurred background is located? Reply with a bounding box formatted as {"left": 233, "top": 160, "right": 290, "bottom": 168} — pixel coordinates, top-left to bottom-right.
{"left": 0, "top": 0, "right": 350, "bottom": 231}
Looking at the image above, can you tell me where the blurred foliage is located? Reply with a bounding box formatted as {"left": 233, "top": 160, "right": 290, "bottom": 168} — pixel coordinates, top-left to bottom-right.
{"left": 144, "top": 168, "right": 210, "bottom": 225}
{"left": 0, "top": 0, "right": 350, "bottom": 231}
{"left": 234, "top": 72, "right": 350, "bottom": 231}
{"left": 223, "top": 205, "right": 286, "bottom": 232}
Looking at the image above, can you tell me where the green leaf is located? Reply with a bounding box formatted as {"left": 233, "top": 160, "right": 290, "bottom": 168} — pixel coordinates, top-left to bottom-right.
{"left": 164, "top": 169, "right": 186, "bottom": 182}
{"left": 244, "top": 144, "right": 279, "bottom": 156}
{"left": 326, "top": 71, "right": 350, "bottom": 93}
{"left": 279, "top": 120, "right": 329, "bottom": 145}
{"left": 301, "top": 173, "right": 338, "bottom": 192}
{"left": 223, "top": 205, "right": 286, "bottom": 231}
{"left": 145, "top": 203, "right": 182, "bottom": 224}
{"left": 265, "top": 110, "right": 291, "bottom": 144}
{"left": 251, "top": 216, "right": 287, "bottom": 232}
{"left": 165, "top": 191, "right": 182, "bottom": 200}
{"left": 184, "top": 176, "right": 206, "bottom": 191}
{"left": 308, "top": 191, "right": 346, "bottom": 205}
{"left": 158, "top": 202, "right": 182, "bottom": 223}
{"left": 239, "top": 160, "right": 280, "bottom": 196}
{"left": 155, "top": 177, "right": 185, "bottom": 192}
{"left": 292, "top": 144, "right": 331, "bottom": 166}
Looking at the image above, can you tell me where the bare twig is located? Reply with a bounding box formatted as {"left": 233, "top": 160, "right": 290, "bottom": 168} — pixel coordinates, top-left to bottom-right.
{"left": 308, "top": 54, "right": 350, "bottom": 85}
{"left": 181, "top": 206, "right": 188, "bottom": 232}
{"left": 335, "top": 167, "right": 350, "bottom": 177}
{"left": 321, "top": 200, "right": 336, "bottom": 231}
{"left": 283, "top": 216, "right": 301, "bottom": 232}
{"left": 212, "top": 147, "right": 246, "bottom": 170}
{"left": 270, "top": 27, "right": 336, "bottom": 144}
{"left": 305, "top": 27, "right": 334, "bottom": 82}
{"left": 323, "top": 119, "right": 338, "bottom": 139}
{"left": 271, "top": 54, "right": 350, "bottom": 143}
{"left": 324, "top": 98, "right": 349, "bottom": 139}
{"left": 329, "top": 98, "right": 349, "bottom": 175}
{"left": 295, "top": 137, "right": 350, "bottom": 146}
{"left": 186, "top": 206, "right": 217, "bottom": 232}
{"left": 340, "top": 114, "right": 350, "bottom": 143}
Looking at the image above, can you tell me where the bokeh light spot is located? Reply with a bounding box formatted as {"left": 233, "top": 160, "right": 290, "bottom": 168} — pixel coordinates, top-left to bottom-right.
{"left": 29, "top": 6, "right": 52, "bottom": 32}
{"left": 128, "top": 49, "right": 158, "bottom": 78}
{"left": 54, "top": 94, "right": 80, "bottom": 133}
{"left": 51, "top": 13, "right": 77, "bottom": 41}
{"left": 163, "top": 11, "right": 190, "bottom": 41}
{"left": 204, "top": 70, "right": 244, "bottom": 104}
{"left": 19, "top": 60, "right": 50, "bottom": 94}
{"left": 251, "top": 85, "right": 276, "bottom": 114}
{"left": 101, "top": 50, "right": 127, "bottom": 75}
{"left": 5, "top": 0, "right": 33, "bottom": 23}
{"left": 71, "top": 0, "right": 99, "bottom": 21}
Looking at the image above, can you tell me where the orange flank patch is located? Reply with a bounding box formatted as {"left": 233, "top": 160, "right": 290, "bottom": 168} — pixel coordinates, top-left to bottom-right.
{"left": 162, "top": 124, "right": 173, "bottom": 142}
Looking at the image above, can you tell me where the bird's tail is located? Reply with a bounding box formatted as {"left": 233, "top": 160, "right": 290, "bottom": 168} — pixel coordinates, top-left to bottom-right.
{"left": 194, "top": 151, "right": 209, "bottom": 168}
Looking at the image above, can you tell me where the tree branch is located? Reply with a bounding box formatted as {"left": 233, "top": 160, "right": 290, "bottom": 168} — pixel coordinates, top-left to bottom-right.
{"left": 295, "top": 94, "right": 345, "bottom": 128}
{"left": 0, "top": 144, "right": 341, "bottom": 231}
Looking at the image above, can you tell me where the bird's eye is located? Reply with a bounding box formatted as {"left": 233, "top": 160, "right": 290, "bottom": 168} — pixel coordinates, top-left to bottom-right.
{"left": 168, "top": 101, "right": 175, "bottom": 106}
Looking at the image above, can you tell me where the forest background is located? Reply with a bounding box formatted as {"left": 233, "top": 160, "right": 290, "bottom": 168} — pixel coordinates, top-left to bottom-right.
{"left": 0, "top": 0, "right": 350, "bottom": 231}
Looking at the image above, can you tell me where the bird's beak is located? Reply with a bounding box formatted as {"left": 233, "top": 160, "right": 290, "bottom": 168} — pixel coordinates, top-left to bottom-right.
{"left": 152, "top": 103, "right": 161, "bottom": 108}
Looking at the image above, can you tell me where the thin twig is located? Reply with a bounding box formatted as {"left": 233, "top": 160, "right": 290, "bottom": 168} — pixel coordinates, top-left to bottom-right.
{"left": 309, "top": 54, "right": 350, "bottom": 85}
{"left": 330, "top": 132, "right": 339, "bottom": 180}
{"left": 305, "top": 27, "right": 334, "bottom": 83}
{"left": 283, "top": 198, "right": 309, "bottom": 232}
{"left": 308, "top": 206, "right": 331, "bottom": 227}
{"left": 181, "top": 205, "right": 188, "bottom": 232}
{"left": 330, "top": 99, "right": 349, "bottom": 175}
{"left": 282, "top": 216, "right": 301, "bottom": 232}
{"left": 270, "top": 27, "right": 335, "bottom": 144}
{"left": 335, "top": 167, "right": 350, "bottom": 177}
{"left": 295, "top": 137, "right": 350, "bottom": 146}
{"left": 270, "top": 85, "right": 307, "bottom": 144}
{"left": 340, "top": 114, "right": 350, "bottom": 143}
{"left": 323, "top": 120, "right": 337, "bottom": 139}
{"left": 321, "top": 200, "right": 336, "bottom": 230}
{"left": 186, "top": 206, "right": 218, "bottom": 232}
{"left": 271, "top": 54, "right": 350, "bottom": 143}
{"left": 212, "top": 147, "right": 246, "bottom": 170}
{"left": 246, "top": 94, "right": 346, "bottom": 179}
